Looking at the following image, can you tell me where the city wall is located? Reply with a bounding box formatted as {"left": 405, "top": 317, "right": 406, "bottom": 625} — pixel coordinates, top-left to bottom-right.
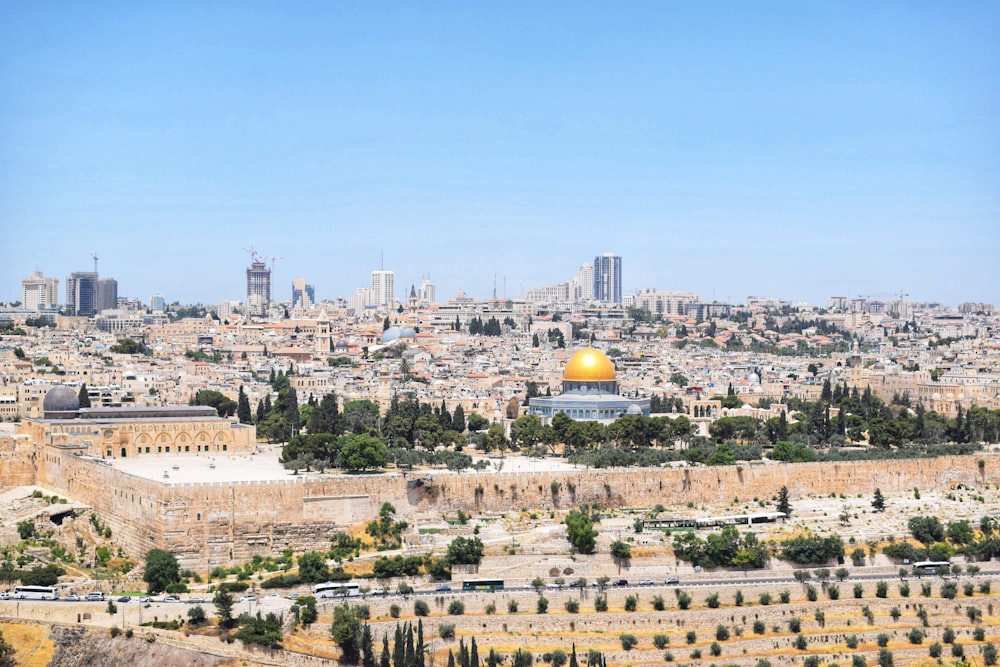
{"left": 30, "top": 448, "right": 997, "bottom": 569}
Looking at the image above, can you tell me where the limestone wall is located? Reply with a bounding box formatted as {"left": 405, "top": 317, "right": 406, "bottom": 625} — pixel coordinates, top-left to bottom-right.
{"left": 29, "top": 449, "right": 998, "bottom": 569}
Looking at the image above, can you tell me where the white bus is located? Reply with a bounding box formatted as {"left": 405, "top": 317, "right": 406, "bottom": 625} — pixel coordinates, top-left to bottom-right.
{"left": 14, "top": 585, "right": 59, "bottom": 600}
{"left": 913, "top": 560, "right": 951, "bottom": 574}
{"left": 312, "top": 582, "right": 361, "bottom": 599}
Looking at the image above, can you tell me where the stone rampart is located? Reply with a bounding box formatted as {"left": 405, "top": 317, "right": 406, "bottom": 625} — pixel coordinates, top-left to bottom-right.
{"left": 30, "top": 449, "right": 998, "bottom": 569}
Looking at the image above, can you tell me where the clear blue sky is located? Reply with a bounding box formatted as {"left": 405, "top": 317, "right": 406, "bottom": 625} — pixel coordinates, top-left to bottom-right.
{"left": 2, "top": 2, "right": 998, "bottom": 308}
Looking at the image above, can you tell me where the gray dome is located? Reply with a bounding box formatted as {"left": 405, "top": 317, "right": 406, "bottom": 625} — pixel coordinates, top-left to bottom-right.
{"left": 626, "top": 404, "right": 642, "bottom": 415}
{"left": 43, "top": 386, "right": 80, "bottom": 416}
{"left": 381, "top": 326, "right": 416, "bottom": 344}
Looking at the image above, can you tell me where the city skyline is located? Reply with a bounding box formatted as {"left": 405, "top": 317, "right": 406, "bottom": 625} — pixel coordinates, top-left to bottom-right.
{"left": 2, "top": 3, "right": 998, "bottom": 307}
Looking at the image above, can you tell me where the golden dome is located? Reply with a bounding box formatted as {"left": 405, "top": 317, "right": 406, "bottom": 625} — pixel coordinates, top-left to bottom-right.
{"left": 563, "top": 347, "right": 616, "bottom": 382}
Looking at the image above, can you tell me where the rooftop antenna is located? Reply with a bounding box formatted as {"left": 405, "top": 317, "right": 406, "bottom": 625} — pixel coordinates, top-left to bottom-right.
{"left": 90, "top": 252, "right": 99, "bottom": 274}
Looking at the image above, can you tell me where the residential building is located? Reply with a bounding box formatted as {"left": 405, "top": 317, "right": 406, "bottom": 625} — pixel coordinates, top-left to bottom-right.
{"left": 292, "top": 278, "right": 315, "bottom": 308}
{"left": 245, "top": 260, "right": 271, "bottom": 317}
{"left": 593, "top": 253, "right": 622, "bottom": 303}
{"left": 371, "top": 270, "right": 395, "bottom": 309}
{"left": 22, "top": 271, "right": 59, "bottom": 311}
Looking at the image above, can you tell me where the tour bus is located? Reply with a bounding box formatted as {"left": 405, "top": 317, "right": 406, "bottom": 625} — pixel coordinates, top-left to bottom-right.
{"left": 913, "top": 560, "right": 952, "bottom": 574}
{"left": 461, "top": 578, "right": 505, "bottom": 591}
{"left": 312, "top": 582, "right": 361, "bottom": 598}
{"left": 14, "top": 585, "right": 59, "bottom": 600}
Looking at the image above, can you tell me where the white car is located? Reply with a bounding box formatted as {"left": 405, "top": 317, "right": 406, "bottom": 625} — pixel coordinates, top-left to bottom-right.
{"left": 239, "top": 595, "right": 256, "bottom": 602}
{"left": 264, "top": 594, "right": 280, "bottom": 600}
{"left": 371, "top": 588, "right": 386, "bottom": 596}
{"left": 0, "top": 592, "right": 10, "bottom": 600}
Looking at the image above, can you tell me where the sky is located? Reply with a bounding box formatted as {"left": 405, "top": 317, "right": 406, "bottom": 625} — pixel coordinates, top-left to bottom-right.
{"left": 1, "top": 2, "right": 998, "bottom": 308}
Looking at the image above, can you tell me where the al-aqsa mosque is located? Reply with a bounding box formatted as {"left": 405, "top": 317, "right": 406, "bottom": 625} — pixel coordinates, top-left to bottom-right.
{"left": 528, "top": 347, "right": 650, "bottom": 423}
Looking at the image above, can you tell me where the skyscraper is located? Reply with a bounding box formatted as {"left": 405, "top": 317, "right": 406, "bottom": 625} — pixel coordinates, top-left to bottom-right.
{"left": 593, "top": 253, "right": 622, "bottom": 303}
{"left": 292, "top": 278, "right": 315, "bottom": 308}
{"left": 150, "top": 294, "right": 166, "bottom": 311}
{"left": 22, "top": 272, "right": 59, "bottom": 311}
{"left": 97, "top": 278, "right": 118, "bottom": 313}
{"left": 419, "top": 277, "right": 436, "bottom": 305}
{"left": 576, "top": 263, "right": 594, "bottom": 301}
{"left": 246, "top": 260, "right": 271, "bottom": 317}
{"left": 371, "top": 270, "right": 395, "bottom": 309}
{"left": 66, "top": 272, "right": 99, "bottom": 316}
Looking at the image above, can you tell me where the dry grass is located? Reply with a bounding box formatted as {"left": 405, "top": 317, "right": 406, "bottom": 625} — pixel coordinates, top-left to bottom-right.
{"left": 0, "top": 621, "right": 56, "bottom": 667}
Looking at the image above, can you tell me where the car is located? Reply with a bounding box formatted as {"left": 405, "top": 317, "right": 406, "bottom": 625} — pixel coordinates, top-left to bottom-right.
{"left": 162, "top": 595, "right": 181, "bottom": 603}
{"left": 117, "top": 596, "right": 131, "bottom": 603}
{"left": 665, "top": 578, "right": 680, "bottom": 585}
{"left": 639, "top": 579, "right": 654, "bottom": 586}
{"left": 239, "top": 595, "right": 256, "bottom": 602}
{"left": 370, "top": 588, "right": 386, "bottom": 596}
{"left": 139, "top": 596, "right": 152, "bottom": 603}
{"left": 568, "top": 580, "right": 585, "bottom": 588}
{"left": 188, "top": 597, "right": 205, "bottom": 603}
{"left": 434, "top": 585, "right": 452, "bottom": 592}
{"left": 0, "top": 592, "right": 10, "bottom": 600}
{"left": 546, "top": 583, "right": 563, "bottom": 589}
{"left": 65, "top": 594, "right": 81, "bottom": 601}
{"left": 613, "top": 579, "right": 629, "bottom": 587}
{"left": 263, "top": 594, "right": 280, "bottom": 600}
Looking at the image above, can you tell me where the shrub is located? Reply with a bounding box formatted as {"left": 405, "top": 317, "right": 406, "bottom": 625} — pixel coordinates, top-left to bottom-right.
{"left": 929, "top": 642, "right": 942, "bottom": 658}
{"left": 389, "top": 604, "right": 400, "bottom": 618}
{"left": 664, "top": 653, "right": 674, "bottom": 662}
{"left": 921, "top": 582, "right": 932, "bottom": 597}
{"left": 980, "top": 581, "right": 992, "bottom": 594}
{"left": 983, "top": 643, "right": 998, "bottom": 666}
{"left": 804, "top": 657, "right": 820, "bottom": 667}
{"left": 941, "top": 581, "right": 958, "bottom": 599}
{"left": 620, "top": 634, "right": 638, "bottom": 651}
{"left": 852, "top": 656, "right": 866, "bottom": 667}
{"left": 564, "top": 599, "right": 579, "bottom": 613}
{"left": 484, "top": 601, "right": 495, "bottom": 615}
{"left": 705, "top": 592, "right": 720, "bottom": 608}
{"left": 447, "top": 600, "right": 465, "bottom": 615}
{"left": 827, "top": 584, "right": 840, "bottom": 600}
{"left": 709, "top": 642, "right": 722, "bottom": 657}
{"left": 653, "top": 634, "right": 669, "bottom": 649}
{"left": 806, "top": 584, "right": 818, "bottom": 601}
{"left": 753, "top": 620, "right": 766, "bottom": 634}
{"left": 508, "top": 599, "right": 519, "bottom": 613}
{"left": 846, "top": 635, "right": 859, "bottom": 649}
{"left": 686, "top": 631, "right": 697, "bottom": 645}
{"left": 652, "top": 595, "right": 665, "bottom": 611}
{"left": 877, "top": 633, "right": 890, "bottom": 647}
{"left": 889, "top": 606, "right": 901, "bottom": 621}
{"left": 536, "top": 596, "right": 548, "bottom": 614}
{"left": 943, "top": 627, "right": 956, "bottom": 644}
{"left": 876, "top": 581, "right": 888, "bottom": 598}
{"left": 439, "top": 623, "right": 456, "bottom": 639}
{"left": 677, "top": 591, "right": 692, "bottom": 610}
{"left": 952, "top": 643, "right": 965, "bottom": 658}
{"left": 734, "top": 590, "right": 744, "bottom": 606}
{"left": 689, "top": 649, "right": 702, "bottom": 660}
{"left": 899, "top": 582, "right": 910, "bottom": 597}
{"left": 788, "top": 617, "right": 801, "bottom": 633}
{"left": 414, "top": 600, "right": 430, "bottom": 616}
{"left": 878, "top": 647, "right": 894, "bottom": 667}
{"left": 854, "top": 583, "right": 864, "bottom": 598}
{"left": 759, "top": 592, "right": 771, "bottom": 606}
{"left": 716, "top": 624, "right": 730, "bottom": 641}
{"left": 908, "top": 628, "right": 925, "bottom": 644}
{"left": 794, "top": 634, "right": 808, "bottom": 650}
{"left": 624, "top": 595, "right": 637, "bottom": 612}
{"left": 779, "top": 590, "right": 790, "bottom": 603}
{"left": 594, "top": 595, "right": 607, "bottom": 612}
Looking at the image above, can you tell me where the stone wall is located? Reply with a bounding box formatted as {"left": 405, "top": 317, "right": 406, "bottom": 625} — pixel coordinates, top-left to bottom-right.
{"left": 29, "top": 448, "right": 998, "bottom": 569}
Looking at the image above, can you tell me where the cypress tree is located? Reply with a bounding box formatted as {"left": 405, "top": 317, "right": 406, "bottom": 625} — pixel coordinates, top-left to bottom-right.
{"left": 256, "top": 399, "right": 265, "bottom": 423}
{"left": 448, "top": 652, "right": 456, "bottom": 667}
{"left": 416, "top": 620, "right": 425, "bottom": 667}
{"left": 453, "top": 405, "right": 466, "bottom": 433}
{"left": 404, "top": 623, "right": 415, "bottom": 667}
{"left": 470, "top": 636, "right": 479, "bottom": 667}
{"left": 569, "top": 644, "right": 578, "bottom": 667}
{"left": 380, "top": 634, "right": 391, "bottom": 667}
{"left": 237, "top": 386, "right": 252, "bottom": 424}
{"left": 362, "top": 624, "right": 376, "bottom": 667}
{"left": 392, "top": 624, "right": 405, "bottom": 667}
{"left": 78, "top": 383, "right": 91, "bottom": 408}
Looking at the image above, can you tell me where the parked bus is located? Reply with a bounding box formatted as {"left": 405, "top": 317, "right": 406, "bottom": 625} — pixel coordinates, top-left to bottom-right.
{"left": 14, "top": 586, "right": 59, "bottom": 600}
{"left": 462, "top": 579, "right": 504, "bottom": 591}
{"left": 312, "top": 582, "right": 361, "bottom": 599}
{"left": 913, "top": 560, "right": 951, "bottom": 574}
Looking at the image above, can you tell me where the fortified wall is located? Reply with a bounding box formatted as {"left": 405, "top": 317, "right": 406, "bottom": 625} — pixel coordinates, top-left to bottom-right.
{"left": 29, "top": 446, "right": 997, "bottom": 569}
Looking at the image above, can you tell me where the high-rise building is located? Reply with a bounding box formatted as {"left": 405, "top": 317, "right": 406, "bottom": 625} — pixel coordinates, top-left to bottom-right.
{"left": 66, "top": 271, "right": 99, "bottom": 316}
{"left": 577, "top": 263, "right": 594, "bottom": 301}
{"left": 593, "top": 253, "right": 622, "bottom": 303}
{"left": 22, "top": 272, "right": 59, "bottom": 311}
{"left": 97, "top": 278, "right": 118, "bottom": 313}
{"left": 419, "top": 277, "right": 436, "bottom": 305}
{"left": 292, "top": 278, "right": 315, "bottom": 308}
{"left": 150, "top": 294, "right": 166, "bottom": 311}
{"left": 245, "top": 260, "right": 271, "bottom": 317}
{"left": 371, "top": 270, "right": 395, "bottom": 309}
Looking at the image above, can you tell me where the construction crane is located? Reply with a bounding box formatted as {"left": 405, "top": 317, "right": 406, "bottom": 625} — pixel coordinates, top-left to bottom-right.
{"left": 243, "top": 246, "right": 261, "bottom": 264}
{"left": 266, "top": 255, "right": 284, "bottom": 272}
{"left": 90, "top": 252, "right": 99, "bottom": 274}
{"left": 857, "top": 290, "right": 909, "bottom": 316}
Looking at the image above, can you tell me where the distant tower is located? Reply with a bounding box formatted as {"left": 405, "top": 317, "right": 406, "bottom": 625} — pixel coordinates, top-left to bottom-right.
{"left": 419, "top": 276, "right": 436, "bottom": 305}
{"left": 149, "top": 293, "right": 166, "bottom": 311}
{"left": 246, "top": 260, "right": 271, "bottom": 317}
{"left": 371, "top": 270, "right": 395, "bottom": 309}
{"left": 97, "top": 278, "right": 118, "bottom": 312}
{"left": 593, "top": 253, "right": 622, "bottom": 303}
{"left": 66, "top": 271, "right": 99, "bottom": 316}
{"left": 577, "top": 262, "right": 595, "bottom": 301}
{"left": 22, "top": 272, "right": 59, "bottom": 311}
{"left": 292, "top": 277, "right": 315, "bottom": 309}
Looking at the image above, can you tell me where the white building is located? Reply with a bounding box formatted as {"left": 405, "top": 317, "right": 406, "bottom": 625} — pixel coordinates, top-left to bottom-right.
{"left": 22, "top": 271, "right": 59, "bottom": 311}
{"left": 371, "top": 270, "right": 395, "bottom": 309}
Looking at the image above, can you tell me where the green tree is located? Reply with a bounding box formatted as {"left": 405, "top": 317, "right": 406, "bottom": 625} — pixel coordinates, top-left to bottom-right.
{"left": 191, "top": 389, "right": 238, "bottom": 417}
{"left": 235, "top": 611, "right": 283, "bottom": 648}
{"left": 237, "top": 385, "right": 253, "bottom": 424}
{"left": 447, "top": 537, "right": 485, "bottom": 565}
{"left": 76, "top": 383, "right": 93, "bottom": 408}
{"left": 213, "top": 588, "right": 235, "bottom": 628}
{"left": 610, "top": 540, "right": 631, "bottom": 569}
{"left": 452, "top": 405, "right": 466, "bottom": 433}
{"left": 331, "top": 604, "right": 362, "bottom": 663}
{"left": 565, "top": 510, "right": 598, "bottom": 554}
{"left": 298, "top": 551, "right": 331, "bottom": 583}
{"left": 466, "top": 413, "right": 489, "bottom": 432}
{"left": 338, "top": 434, "right": 386, "bottom": 471}
{"left": 142, "top": 548, "right": 180, "bottom": 593}
{"left": 872, "top": 487, "right": 886, "bottom": 512}
{"left": 776, "top": 486, "right": 792, "bottom": 517}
